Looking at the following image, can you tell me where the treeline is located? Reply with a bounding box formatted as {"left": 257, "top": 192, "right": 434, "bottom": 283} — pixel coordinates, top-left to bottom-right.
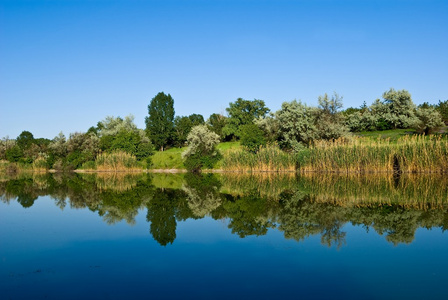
{"left": 0, "top": 89, "right": 447, "bottom": 172}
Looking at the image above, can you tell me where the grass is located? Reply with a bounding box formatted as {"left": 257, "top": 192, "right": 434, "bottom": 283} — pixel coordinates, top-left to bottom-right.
{"left": 150, "top": 142, "right": 240, "bottom": 170}
{"left": 216, "top": 141, "right": 240, "bottom": 151}
{"left": 150, "top": 147, "right": 186, "bottom": 169}
{"left": 355, "top": 128, "right": 414, "bottom": 141}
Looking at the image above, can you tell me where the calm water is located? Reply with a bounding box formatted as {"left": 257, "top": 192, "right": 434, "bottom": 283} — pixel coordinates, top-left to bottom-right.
{"left": 1, "top": 173, "right": 447, "bottom": 300}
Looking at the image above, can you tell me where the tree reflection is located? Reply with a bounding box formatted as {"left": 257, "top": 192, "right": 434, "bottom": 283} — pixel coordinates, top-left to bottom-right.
{"left": 1, "top": 173, "right": 447, "bottom": 247}
{"left": 146, "top": 189, "right": 183, "bottom": 246}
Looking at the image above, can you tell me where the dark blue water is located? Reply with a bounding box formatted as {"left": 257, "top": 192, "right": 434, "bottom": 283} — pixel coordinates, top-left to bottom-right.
{"left": 1, "top": 173, "right": 447, "bottom": 299}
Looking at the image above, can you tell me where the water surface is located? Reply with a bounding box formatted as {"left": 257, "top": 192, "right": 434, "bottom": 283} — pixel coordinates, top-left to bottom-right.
{"left": 1, "top": 173, "right": 447, "bottom": 299}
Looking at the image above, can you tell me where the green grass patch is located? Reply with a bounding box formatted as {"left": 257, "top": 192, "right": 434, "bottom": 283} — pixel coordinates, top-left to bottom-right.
{"left": 216, "top": 141, "right": 241, "bottom": 151}
{"left": 151, "top": 142, "right": 241, "bottom": 170}
{"left": 355, "top": 128, "right": 414, "bottom": 142}
{"left": 150, "top": 147, "right": 186, "bottom": 169}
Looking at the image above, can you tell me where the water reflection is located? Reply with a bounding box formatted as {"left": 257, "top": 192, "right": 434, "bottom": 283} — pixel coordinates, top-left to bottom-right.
{"left": 1, "top": 172, "right": 447, "bottom": 247}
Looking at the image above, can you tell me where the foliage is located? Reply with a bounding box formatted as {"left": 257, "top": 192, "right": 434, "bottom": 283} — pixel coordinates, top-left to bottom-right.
{"left": 16, "top": 131, "right": 34, "bottom": 150}
{"left": 239, "top": 124, "right": 266, "bottom": 153}
{"left": 379, "top": 88, "right": 419, "bottom": 129}
{"left": 96, "top": 115, "right": 138, "bottom": 137}
{"left": 436, "top": 99, "right": 448, "bottom": 125}
{"left": 254, "top": 114, "right": 280, "bottom": 143}
{"left": 145, "top": 92, "right": 175, "bottom": 151}
{"left": 315, "top": 92, "right": 349, "bottom": 140}
{"left": 6, "top": 145, "right": 23, "bottom": 162}
{"left": 0, "top": 138, "right": 16, "bottom": 160}
{"left": 207, "top": 113, "right": 227, "bottom": 140}
{"left": 182, "top": 125, "right": 221, "bottom": 172}
{"left": 414, "top": 107, "right": 444, "bottom": 135}
{"left": 275, "top": 100, "right": 318, "bottom": 151}
{"left": 222, "top": 98, "right": 270, "bottom": 140}
{"left": 173, "top": 114, "right": 205, "bottom": 147}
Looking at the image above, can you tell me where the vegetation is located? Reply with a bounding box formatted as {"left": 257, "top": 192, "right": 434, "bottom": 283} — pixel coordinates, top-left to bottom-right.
{"left": 222, "top": 98, "right": 270, "bottom": 140}
{"left": 297, "top": 135, "right": 448, "bottom": 173}
{"left": 145, "top": 92, "right": 175, "bottom": 151}
{"left": 182, "top": 125, "right": 221, "bottom": 172}
{"left": 1, "top": 89, "right": 447, "bottom": 174}
{"left": 222, "top": 144, "right": 296, "bottom": 172}
{"left": 95, "top": 151, "right": 142, "bottom": 172}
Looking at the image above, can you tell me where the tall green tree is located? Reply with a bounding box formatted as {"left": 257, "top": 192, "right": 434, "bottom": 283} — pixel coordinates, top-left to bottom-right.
{"left": 145, "top": 92, "right": 175, "bottom": 151}
{"left": 222, "top": 98, "right": 270, "bottom": 140}
{"left": 16, "top": 131, "right": 34, "bottom": 150}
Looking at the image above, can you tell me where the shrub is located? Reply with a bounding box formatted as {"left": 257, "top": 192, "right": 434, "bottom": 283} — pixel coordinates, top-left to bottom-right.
{"left": 182, "top": 125, "right": 221, "bottom": 172}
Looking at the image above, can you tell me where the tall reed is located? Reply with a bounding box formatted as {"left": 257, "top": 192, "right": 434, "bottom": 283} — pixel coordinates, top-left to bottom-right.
{"left": 298, "top": 135, "right": 448, "bottom": 173}
{"left": 222, "top": 145, "right": 296, "bottom": 172}
{"left": 95, "top": 151, "right": 142, "bottom": 172}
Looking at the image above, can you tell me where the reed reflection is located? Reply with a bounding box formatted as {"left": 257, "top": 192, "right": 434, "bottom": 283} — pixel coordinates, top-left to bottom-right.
{"left": 1, "top": 172, "right": 447, "bottom": 247}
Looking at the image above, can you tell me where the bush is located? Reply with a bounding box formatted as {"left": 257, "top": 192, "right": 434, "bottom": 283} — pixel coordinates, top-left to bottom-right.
{"left": 239, "top": 124, "right": 266, "bottom": 153}
{"left": 182, "top": 125, "right": 221, "bottom": 172}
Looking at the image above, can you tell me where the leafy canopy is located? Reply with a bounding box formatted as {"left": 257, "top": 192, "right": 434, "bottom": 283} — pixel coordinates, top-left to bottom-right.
{"left": 145, "top": 92, "right": 175, "bottom": 151}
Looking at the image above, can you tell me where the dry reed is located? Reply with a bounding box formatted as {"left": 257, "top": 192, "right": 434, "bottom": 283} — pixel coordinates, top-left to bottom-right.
{"left": 299, "top": 135, "right": 448, "bottom": 173}
{"left": 95, "top": 151, "right": 142, "bottom": 172}
{"left": 221, "top": 145, "right": 296, "bottom": 172}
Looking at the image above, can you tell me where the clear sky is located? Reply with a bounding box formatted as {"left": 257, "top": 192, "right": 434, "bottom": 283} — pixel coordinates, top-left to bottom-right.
{"left": 1, "top": 0, "right": 447, "bottom": 139}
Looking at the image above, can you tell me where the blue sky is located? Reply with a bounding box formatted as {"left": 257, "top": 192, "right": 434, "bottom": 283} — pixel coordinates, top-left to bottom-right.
{"left": 1, "top": 0, "right": 447, "bottom": 139}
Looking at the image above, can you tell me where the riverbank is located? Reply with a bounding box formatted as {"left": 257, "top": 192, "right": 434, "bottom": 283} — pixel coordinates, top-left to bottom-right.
{"left": 2, "top": 133, "right": 447, "bottom": 174}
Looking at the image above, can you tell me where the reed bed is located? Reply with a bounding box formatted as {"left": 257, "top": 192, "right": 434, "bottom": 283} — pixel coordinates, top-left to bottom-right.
{"left": 221, "top": 145, "right": 296, "bottom": 172}
{"left": 95, "top": 151, "right": 142, "bottom": 172}
{"left": 299, "top": 135, "right": 448, "bottom": 173}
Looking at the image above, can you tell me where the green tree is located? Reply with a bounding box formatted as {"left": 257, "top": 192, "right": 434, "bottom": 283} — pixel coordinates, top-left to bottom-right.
{"left": 97, "top": 115, "right": 138, "bottom": 137}
{"left": 436, "top": 99, "right": 448, "bottom": 125}
{"left": 222, "top": 98, "right": 270, "bottom": 140}
{"left": 6, "top": 145, "right": 23, "bottom": 162}
{"left": 315, "top": 92, "right": 349, "bottom": 140}
{"left": 275, "top": 100, "right": 318, "bottom": 151}
{"left": 173, "top": 114, "right": 204, "bottom": 147}
{"left": 239, "top": 124, "right": 266, "bottom": 153}
{"left": 16, "top": 131, "right": 35, "bottom": 150}
{"left": 207, "top": 113, "right": 227, "bottom": 140}
{"left": 254, "top": 114, "right": 280, "bottom": 143}
{"left": 381, "top": 88, "right": 419, "bottom": 129}
{"left": 414, "top": 107, "right": 444, "bottom": 135}
{"left": 182, "top": 125, "right": 221, "bottom": 172}
{"left": 145, "top": 92, "right": 175, "bottom": 151}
